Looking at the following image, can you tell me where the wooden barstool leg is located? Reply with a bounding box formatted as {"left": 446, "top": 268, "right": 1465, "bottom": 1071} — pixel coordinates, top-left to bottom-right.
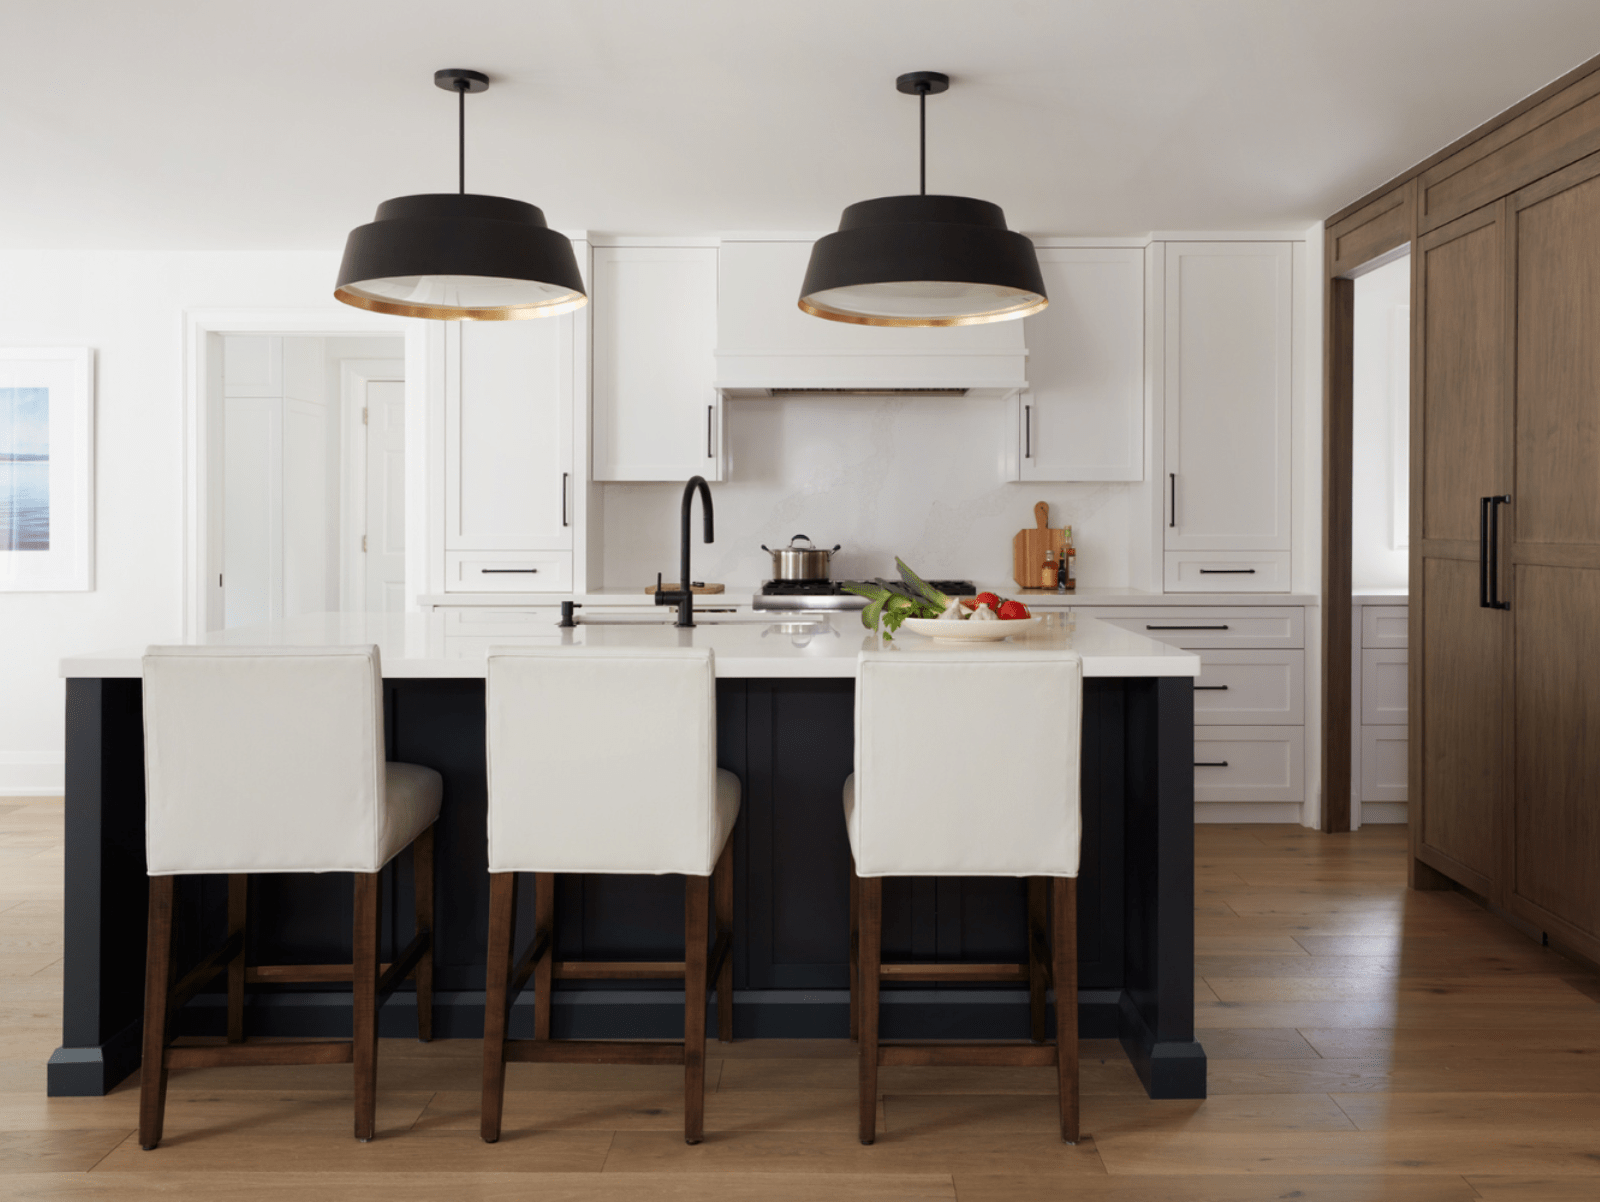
{"left": 413, "top": 825, "right": 435, "bottom": 1042}
{"left": 481, "top": 872, "right": 517, "bottom": 1143}
{"left": 1028, "top": 876, "right": 1047, "bottom": 1044}
{"left": 858, "top": 873, "right": 882, "bottom": 1145}
{"left": 848, "top": 858, "right": 860, "bottom": 1041}
{"left": 1053, "top": 876, "right": 1079, "bottom": 1144}
{"left": 138, "top": 876, "right": 176, "bottom": 1151}
{"left": 532, "top": 873, "right": 554, "bottom": 1041}
{"left": 684, "top": 873, "right": 710, "bottom": 1144}
{"left": 227, "top": 874, "right": 248, "bottom": 1044}
{"left": 713, "top": 838, "right": 734, "bottom": 1043}
{"left": 352, "top": 872, "right": 380, "bottom": 1142}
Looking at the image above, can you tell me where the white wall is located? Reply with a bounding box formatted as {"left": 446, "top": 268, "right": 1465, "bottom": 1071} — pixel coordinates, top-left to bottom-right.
{"left": 600, "top": 394, "right": 1138, "bottom": 589}
{"left": 1352, "top": 253, "right": 1410, "bottom": 590}
{"left": 0, "top": 249, "right": 405, "bottom": 795}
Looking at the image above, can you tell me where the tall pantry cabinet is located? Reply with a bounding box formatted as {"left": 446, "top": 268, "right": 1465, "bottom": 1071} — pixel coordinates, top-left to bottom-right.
{"left": 1413, "top": 154, "right": 1600, "bottom": 963}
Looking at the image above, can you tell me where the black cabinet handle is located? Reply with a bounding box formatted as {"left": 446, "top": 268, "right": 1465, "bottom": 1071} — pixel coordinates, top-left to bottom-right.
{"left": 1200, "top": 568, "right": 1257, "bottom": 575}
{"left": 1195, "top": 684, "right": 1230, "bottom": 691}
{"left": 1488, "top": 494, "right": 1510, "bottom": 610}
{"left": 562, "top": 472, "right": 569, "bottom": 527}
{"left": 1169, "top": 473, "right": 1176, "bottom": 527}
{"left": 707, "top": 405, "right": 715, "bottom": 459}
{"left": 1194, "top": 761, "right": 1230, "bottom": 768}
{"left": 1024, "top": 404, "right": 1032, "bottom": 459}
{"left": 1479, "top": 496, "right": 1491, "bottom": 608}
{"left": 1146, "top": 624, "right": 1229, "bottom": 630}
{"left": 481, "top": 568, "right": 539, "bottom": 574}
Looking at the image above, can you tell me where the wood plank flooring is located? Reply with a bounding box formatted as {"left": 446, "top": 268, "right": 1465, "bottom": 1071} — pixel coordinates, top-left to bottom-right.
{"left": 3, "top": 800, "right": 1599, "bottom": 1199}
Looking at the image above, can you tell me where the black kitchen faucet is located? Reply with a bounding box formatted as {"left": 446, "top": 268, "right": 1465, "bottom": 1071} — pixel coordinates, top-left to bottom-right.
{"left": 654, "top": 476, "right": 714, "bottom": 627}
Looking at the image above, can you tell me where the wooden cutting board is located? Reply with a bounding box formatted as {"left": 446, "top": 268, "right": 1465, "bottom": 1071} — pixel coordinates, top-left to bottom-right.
{"left": 1012, "top": 501, "right": 1066, "bottom": 590}
{"left": 645, "top": 583, "right": 726, "bottom": 595}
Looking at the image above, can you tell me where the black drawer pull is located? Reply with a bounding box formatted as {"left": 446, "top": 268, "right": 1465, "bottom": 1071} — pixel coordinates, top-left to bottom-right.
{"left": 1194, "top": 761, "right": 1230, "bottom": 768}
{"left": 1146, "top": 624, "right": 1229, "bottom": 631}
{"left": 481, "top": 568, "right": 539, "bottom": 574}
{"left": 1195, "top": 684, "right": 1229, "bottom": 691}
{"left": 1199, "top": 568, "right": 1257, "bottom": 574}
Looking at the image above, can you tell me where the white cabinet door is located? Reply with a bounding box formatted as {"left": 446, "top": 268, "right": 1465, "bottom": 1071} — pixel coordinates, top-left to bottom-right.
{"left": 1163, "top": 242, "right": 1293, "bottom": 551}
{"left": 592, "top": 246, "right": 721, "bottom": 482}
{"left": 1015, "top": 248, "right": 1145, "bottom": 482}
{"left": 445, "top": 319, "right": 574, "bottom": 552}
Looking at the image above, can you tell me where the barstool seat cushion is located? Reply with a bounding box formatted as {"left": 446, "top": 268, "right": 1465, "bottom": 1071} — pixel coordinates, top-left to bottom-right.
{"left": 486, "top": 645, "right": 740, "bottom": 876}
{"left": 142, "top": 645, "right": 442, "bottom": 876}
{"left": 845, "top": 650, "right": 1083, "bottom": 878}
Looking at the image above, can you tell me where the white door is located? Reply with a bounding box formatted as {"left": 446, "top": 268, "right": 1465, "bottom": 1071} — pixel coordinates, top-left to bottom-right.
{"left": 361, "top": 377, "right": 407, "bottom": 613}
{"left": 223, "top": 394, "right": 281, "bottom": 627}
{"left": 1162, "top": 242, "right": 1293, "bottom": 550}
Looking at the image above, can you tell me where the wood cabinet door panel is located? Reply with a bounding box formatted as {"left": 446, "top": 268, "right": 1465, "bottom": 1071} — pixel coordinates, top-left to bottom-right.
{"left": 1510, "top": 564, "right": 1600, "bottom": 939}
{"left": 1416, "top": 556, "right": 1504, "bottom": 889}
{"left": 1416, "top": 208, "right": 1508, "bottom": 542}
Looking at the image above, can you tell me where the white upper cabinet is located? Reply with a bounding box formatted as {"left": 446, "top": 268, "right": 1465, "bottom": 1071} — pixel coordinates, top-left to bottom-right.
{"left": 1014, "top": 247, "right": 1146, "bottom": 482}
{"left": 1162, "top": 241, "right": 1293, "bottom": 552}
{"left": 592, "top": 245, "right": 721, "bottom": 482}
{"left": 444, "top": 318, "right": 574, "bottom": 553}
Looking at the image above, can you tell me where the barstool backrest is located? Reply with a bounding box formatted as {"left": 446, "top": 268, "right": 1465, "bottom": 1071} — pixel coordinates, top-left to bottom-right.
{"left": 486, "top": 645, "right": 722, "bottom": 875}
{"left": 142, "top": 645, "right": 388, "bottom": 875}
{"left": 850, "top": 649, "right": 1083, "bottom": 877}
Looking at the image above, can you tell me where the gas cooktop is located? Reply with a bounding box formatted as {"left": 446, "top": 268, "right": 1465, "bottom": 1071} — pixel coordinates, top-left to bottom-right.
{"left": 752, "top": 578, "right": 976, "bottom": 611}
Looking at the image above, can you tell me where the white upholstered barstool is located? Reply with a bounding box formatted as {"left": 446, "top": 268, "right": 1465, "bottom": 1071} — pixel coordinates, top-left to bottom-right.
{"left": 480, "top": 645, "right": 740, "bottom": 1145}
{"left": 137, "top": 645, "right": 442, "bottom": 1149}
{"left": 845, "top": 648, "right": 1084, "bottom": 1145}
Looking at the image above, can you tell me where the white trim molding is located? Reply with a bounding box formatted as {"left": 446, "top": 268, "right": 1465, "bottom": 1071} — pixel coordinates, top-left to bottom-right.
{"left": 0, "top": 750, "right": 64, "bottom": 796}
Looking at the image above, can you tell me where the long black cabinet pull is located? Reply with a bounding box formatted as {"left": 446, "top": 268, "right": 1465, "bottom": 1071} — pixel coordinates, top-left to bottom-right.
{"left": 1169, "top": 473, "right": 1176, "bottom": 527}
{"left": 1146, "top": 624, "right": 1229, "bottom": 630}
{"left": 1195, "top": 684, "right": 1230, "bottom": 691}
{"left": 482, "top": 568, "right": 539, "bottom": 574}
{"left": 562, "top": 472, "right": 569, "bottom": 527}
{"left": 1025, "top": 405, "right": 1032, "bottom": 459}
{"left": 1194, "top": 761, "right": 1230, "bottom": 768}
{"left": 1480, "top": 494, "right": 1511, "bottom": 609}
{"left": 1199, "top": 568, "right": 1257, "bottom": 575}
{"left": 707, "top": 406, "right": 715, "bottom": 459}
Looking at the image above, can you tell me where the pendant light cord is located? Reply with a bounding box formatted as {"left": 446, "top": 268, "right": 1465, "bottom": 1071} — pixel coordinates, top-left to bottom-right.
{"left": 919, "top": 88, "right": 927, "bottom": 196}
{"left": 457, "top": 81, "right": 467, "bottom": 194}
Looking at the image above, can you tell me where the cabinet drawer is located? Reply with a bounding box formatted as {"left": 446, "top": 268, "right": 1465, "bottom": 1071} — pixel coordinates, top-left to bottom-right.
{"left": 445, "top": 552, "right": 573, "bottom": 593}
{"left": 1193, "top": 727, "right": 1305, "bottom": 803}
{"left": 1194, "top": 650, "right": 1304, "bottom": 725}
{"left": 1360, "top": 726, "right": 1408, "bottom": 802}
{"left": 1360, "top": 648, "right": 1408, "bottom": 724}
{"left": 1164, "top": 551, "right": 1291, "bottom": 592}
{"left": 1361, "top": 605, "right": 1409, "bottom": 648}
{"left": 1080, "top": 607, "right": 1304, "bottom": 649}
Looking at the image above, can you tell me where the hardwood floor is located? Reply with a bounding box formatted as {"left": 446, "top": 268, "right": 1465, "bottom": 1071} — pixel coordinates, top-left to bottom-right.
{"left": 4, "top": 799, "right": 1599, "bottom": 1199}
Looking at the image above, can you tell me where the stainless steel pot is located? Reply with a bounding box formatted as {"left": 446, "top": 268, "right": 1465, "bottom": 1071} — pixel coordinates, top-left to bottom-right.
{"left": 761, "top": 534, "right": 841, "bottom": 581}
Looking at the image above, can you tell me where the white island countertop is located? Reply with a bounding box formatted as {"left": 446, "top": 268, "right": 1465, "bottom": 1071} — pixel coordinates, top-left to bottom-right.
{"left": 61, "top": 612, "right": 1199, "bottom": 680}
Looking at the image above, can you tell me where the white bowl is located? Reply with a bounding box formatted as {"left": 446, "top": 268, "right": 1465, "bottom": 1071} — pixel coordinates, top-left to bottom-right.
{"left": 900, "top": 616, "right": 1041, "bottom": 642}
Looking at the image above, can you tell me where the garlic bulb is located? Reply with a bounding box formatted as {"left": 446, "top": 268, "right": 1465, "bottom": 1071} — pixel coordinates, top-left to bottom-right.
{"left": 969, "top": 602, "right": 998, "bottom": 621}
{"left": 938, "top": 597, "right": 966, "bottom": 621}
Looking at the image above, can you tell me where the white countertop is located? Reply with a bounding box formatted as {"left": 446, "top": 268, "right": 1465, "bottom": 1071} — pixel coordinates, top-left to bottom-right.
{"left": 61, "top": 612, "right": 1199, "bottom": 681}
{"left": 417, "top": 585, "right": 1319, "bottom": 609}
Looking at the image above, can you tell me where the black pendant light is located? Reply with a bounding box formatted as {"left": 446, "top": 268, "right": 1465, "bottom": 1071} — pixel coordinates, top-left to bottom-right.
{"left": 335, "top": 69, "right": 587, "bottom": 321}
{"left": 799, "top": 72, "right": 1046, "bottom": 327}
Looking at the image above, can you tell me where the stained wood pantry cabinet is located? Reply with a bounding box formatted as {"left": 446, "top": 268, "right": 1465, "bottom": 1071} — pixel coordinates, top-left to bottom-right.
{"left": 1413, "top": 154, "right": 1600, "bottom": 964}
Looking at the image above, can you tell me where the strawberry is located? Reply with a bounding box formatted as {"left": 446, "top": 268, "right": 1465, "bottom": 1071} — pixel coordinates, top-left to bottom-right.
{"left": 974, "top": 592, "right": 1001, "bottom": 611}
{"left": 998, "top": 599, "right": 1031, "bottom": 621}
{"left": 960, "top": 597, "right": 979, "bottom": 610}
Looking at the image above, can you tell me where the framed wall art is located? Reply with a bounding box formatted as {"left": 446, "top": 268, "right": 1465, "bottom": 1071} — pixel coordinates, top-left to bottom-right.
{"left": 0, "top": 348, "right": 94, "bottom": 591}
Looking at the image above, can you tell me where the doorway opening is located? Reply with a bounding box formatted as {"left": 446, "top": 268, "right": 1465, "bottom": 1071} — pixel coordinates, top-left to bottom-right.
{"left": 213, "top": 334, "right": 406, "bottom": 629}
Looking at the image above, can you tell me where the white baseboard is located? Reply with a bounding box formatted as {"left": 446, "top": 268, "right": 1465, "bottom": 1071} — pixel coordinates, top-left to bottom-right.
{"left": 1358, "top": 802, "right": 1409, "bottom": 825}
{"left": 1196, "top": 802, "right": 1304, "bottom": 824}
{"left": 0, "top": 752, "right": 64, "bottom": 796}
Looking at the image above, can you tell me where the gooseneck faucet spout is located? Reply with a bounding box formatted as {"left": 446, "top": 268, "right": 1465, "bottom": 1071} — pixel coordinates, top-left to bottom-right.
{"left": 655, "top": 476, "right": 714, "bottom": 627}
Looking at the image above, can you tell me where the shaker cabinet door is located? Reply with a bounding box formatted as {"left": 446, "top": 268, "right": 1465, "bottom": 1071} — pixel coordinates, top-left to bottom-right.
{"left": 1015, "top": 247, "right": 1146, "bottom": 482}
{"left": 592, "top": 246, "right": 722, "bottom": 482}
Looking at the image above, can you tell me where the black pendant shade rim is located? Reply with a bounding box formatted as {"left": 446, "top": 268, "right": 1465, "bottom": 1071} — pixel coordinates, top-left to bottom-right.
{"left": 335, "top": 192, "right": 588, "bottom": 322}
{"left": 799, "top": 194, "right": 1047, "bottom": 328}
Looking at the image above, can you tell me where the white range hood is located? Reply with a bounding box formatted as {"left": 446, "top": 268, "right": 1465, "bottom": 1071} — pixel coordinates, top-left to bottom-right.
{"left": 715, "top": 239, "right": 1029, "bottom": 400}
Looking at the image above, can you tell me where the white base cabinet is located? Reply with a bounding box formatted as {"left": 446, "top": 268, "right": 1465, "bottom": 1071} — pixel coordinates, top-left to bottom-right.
{"left": 1351, "top": 600, "right": 1409, "bottom": 825}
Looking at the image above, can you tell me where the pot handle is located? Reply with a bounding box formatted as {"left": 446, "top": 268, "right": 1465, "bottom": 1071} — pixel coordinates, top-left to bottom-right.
{"left": 829, "top": 545, "right": 841, "bottom": 553}
{"left": 761, "top": 545, "right": 773, "bottom": 553}
{"left": 791, "top": 534, "right": 813, "bottom": 547}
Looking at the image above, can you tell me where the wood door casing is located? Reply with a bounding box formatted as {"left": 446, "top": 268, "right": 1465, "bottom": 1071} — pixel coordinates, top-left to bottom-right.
{"left": 1411, "top": 203, "right": 1513, "bottom": 893}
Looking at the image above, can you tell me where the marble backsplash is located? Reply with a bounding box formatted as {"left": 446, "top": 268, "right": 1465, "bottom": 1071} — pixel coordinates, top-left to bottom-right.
{"left": 599, "top": 394, "right": 1146, "bottom": 590}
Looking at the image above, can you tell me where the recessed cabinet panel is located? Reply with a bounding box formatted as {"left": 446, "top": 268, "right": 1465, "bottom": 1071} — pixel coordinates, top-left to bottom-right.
{"left": 1193, "top": 727, "right": 1305, "bottom": 802}
{"left": 1360, "top": 648, "right": 1409, "bottom": 724}
{"left": 1016, "top": 248, "right": 1145, "bottom": 482}
{"left": 1361, "top": 605, "right": 1409, "bottom": 648}
{"left": 1193, "top": 650, "right": 1305, "bottom": 725}
{"left": 1164, "top": 551, "right": 1290, "bottom": 593}
{"left": 446, "top": 321, "right": 573, "bottom": 551}
{"left": 1163, "top": 242, "right": 1293, "bottom": 551}
{"left": 1080, "top": 608, "right": 1304, "bottom": 650}
{"left": 592, "top": 246, "right": 722, "bottom": 482}
{"left": 1361, "top": 728, "right": 1409, "bottom": 802}
{"left": 444, "top": 551, "right": 573, "bottom": 593}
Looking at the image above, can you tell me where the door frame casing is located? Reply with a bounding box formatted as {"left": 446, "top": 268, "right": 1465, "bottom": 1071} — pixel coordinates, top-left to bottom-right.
{"left": 338, "top": 359, "right": 406, "bottom": 612}
{"left": 181, "top": 309, "right": 429, "bottom": 638}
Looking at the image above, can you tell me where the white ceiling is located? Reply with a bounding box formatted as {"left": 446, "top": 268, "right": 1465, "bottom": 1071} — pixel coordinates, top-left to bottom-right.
{"left": 8, "top": 0, "right": 1600, "bottom": 249}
